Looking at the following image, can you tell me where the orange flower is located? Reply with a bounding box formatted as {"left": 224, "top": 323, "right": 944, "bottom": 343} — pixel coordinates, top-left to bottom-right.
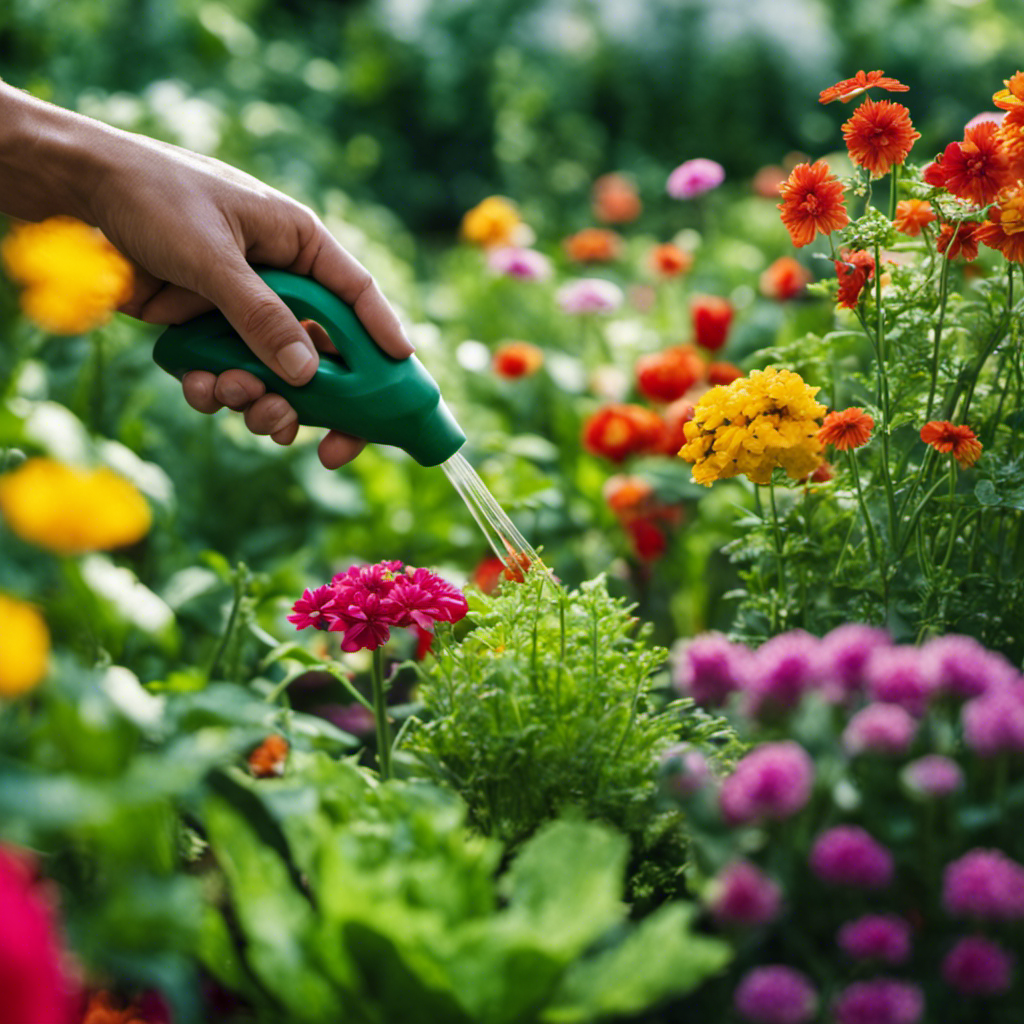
{"left": 841, "top": 99, "right": 920, "bottom": 177}
{"left": 564, "top": 228, "right": 622, "bottom": 263}
{"left": 248, "top": 735, "right": 289, "bottom": 778}
{"left": 807, "top": 462, "right": 836, "bottom": 484}
{"left": 920, "top": 421, "right": 983, "bottom": 468}
{"left": 493, "top": 340, "right": 544, "bottom": 378}
{"left": 592, "top": 173, "right": 643, "bottom": 223}
{"left": 659, "top": 397, "right": 696, "bottom": 455}
{"left": 926, "top": 122, "right": 1016, "bottom": 206}
{"left": 81, "top": 991, "right": 157, "bottom": 1024}
{"left": 582, "top": 404, "right": 665, "bottom": 463}
{"left": 819, "top": 69, "right": 910, "bottom": 105}
{"left": 460, "top": 196, "right": 521, "bottom": 247}
{"left": 649, "top": 242, "right": 693, "bottom": 277}
{"left": 893, "top": 199, "right": 936, "bottom": 237}
{"left": 691, "top": 294, "right": 733, "bottom": 351}
{"left": 752, "top": 165, "right": 788, "bottom": 198}
{"left": 707, "top": 361, "right": 743, "bottom": 387}
{"left": 936, "top": 220, "right": 981, "bottom": 262}
{"left": 778, "top": 161, "right": 851, "bottom": 248}
{"left": 635, "top": 345, "right": 704, "bottom": 403}
{"left": 834, "top": 249, "right": 876, "bottom": 309}
{"left": 818, "top": 407, "right": 875, "bottom": 450}
{"left": 976, "top": 187, "right": 1024, "bottom": 263}
{"left": 603, "top": 475, "right": 655, "bottom": 522}
{"left": 999, "top": 106, "right": 1024, "bottom": 180}
{"left": 759, "top": 256, "right": 811, "bottom": 300}
{"left": 471, "top": 554, "right": 528, "bottom": 594}
{"left": 993, "top": 70, "right": 1024, "bottom": 111}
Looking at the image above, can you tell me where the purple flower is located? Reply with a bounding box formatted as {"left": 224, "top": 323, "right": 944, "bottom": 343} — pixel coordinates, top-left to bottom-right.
{"left": 901, "top": 755, "right": 963, "bottom": 798}
{"left": 667, "top": 158, "right": 726, "bottom": 200}
{"left": 313, "top": 702, "right": 376, "bottom": 736}
{"left": 819, "top": 623, "right": 891, "bottom": 701}
{"left": 555, "top": 277, "right": 624, "bottom": 315}
{"left": 842, "top": 703, "right": 917, "bottom": 756}
{"left": 837, "top": 914, "right": 912, "bottom": 964}
{"left": 486, "top": 246, "right": 553, "bottom": 281}
{"left": 833, "top": 979, "right": 924, "bottom": 1024}
{"left": 920, "top": 634, "right": 1018, "bottom": 699}
{"left": 720, "top": 741, "right": 814, "bottom": 826}
{"left": 962, "top": 682, "right": 1024, "bottom": 756}
{"left": 660, "top": 742, "right": 711, "bottom": 797}
{"left": 942, "top": 935, "right": 1014, "bottom": 995}
{"left": 745, "top": 630, "right": 821, "bottom": 719}
{"left": 734, "top": 966, "right": 817, "bottom": 1024}
{"left": 707, "top": 860, "right": 782, "bottom": 926}
{"left": 943, "top": 849, "right": 1024, "bottom": 920}
{"left": 671, "top": 632, "right": 750, "bottom": 707}
{"left": 809, "top": 825, "right": 894, "bottom": 889}
{"left": 864, "top": 645, "right": 935, "bottom": 716}
{"left": 287, "top": 584, "right": 338, "bottom": 630}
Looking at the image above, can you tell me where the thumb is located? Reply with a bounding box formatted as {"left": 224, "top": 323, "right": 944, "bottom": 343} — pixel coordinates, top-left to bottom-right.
{"left": 205, "top": 259, "right": 318, "bottom": 385}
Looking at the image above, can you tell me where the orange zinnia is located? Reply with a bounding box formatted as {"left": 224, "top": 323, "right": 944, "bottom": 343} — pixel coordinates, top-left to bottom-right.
{"left": 582, "top": 404, "right": 665, "bottom": 463}
{"left": 936, "top": 220, "right": 982, "bottom": 262}
{"left": 993, "top": 70, "right": 1024, "bottom": 111}
{"left": 603, "top": 474, "right": 655, "bottom": 522}
{"left": 999, "top": 106, "right": 1024, "bottom": 180}
{"left": 248, "top": 735, "right": 289, "bottom": 778}
{"left": 834, "top": 249, "right": 876, "bottom": 309}
{"left": 920, "top": 421, "right": 983, "bottom": 468}
{"left": 759, "top": 256, "right": 811, "bottom": 299}
{"left": 976, "top": 188, "right": 1024, "bottom": 263}
{"left": 819, "top": 69, "right": 910, "bottom": 105}
{"left": 649, "top": 242, "right": 693, "bottom": 277}
{"left": 707, "top": 361, "right": 743, "bottom": 387}
{"left": 926, "top": 122, "right": 1016, "bottom": 207}
{"left": 893, "top": 199, "right": 936, "bottom": 237}
{"left": 493, "top": 340, "right": 544, "bottom": 378}
{"left": 778, "top": 161, "right": 850, "bottom": 248}
{"left": 841, "top": 99, "right": 920, "bottom": 177}
{"left": 818, "top": 407, "right": 875, "bottom": 450}
{"left": 564, "top": 228, "right": 622, "bottom": 263}
{"left": 592, "top": 173, "right": 643, "bottom": 223}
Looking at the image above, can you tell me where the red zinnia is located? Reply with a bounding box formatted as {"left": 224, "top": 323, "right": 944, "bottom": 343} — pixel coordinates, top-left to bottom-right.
{"left": 635, "top": 345, "right": 704, "bottom": 402}
{"left": 287, "top": 584, "right": 337, "bottom": 631}
{"left": 778, "top": 161, "right": 851, "bottom": 247}
{"left": 691, "top": 295, "right": 733, "bottom": 351}
{"left": 920, "top": 421, "right": 983, "bottom": 468}
{"left": 649, "top": 242, "right": 693, "bottom": 277}
{"left": 834, "top": 249, "right": 876, "bottom": 309}
{"left": 759, "top": 256, "right": 811, "bottom": 300}
{"left": 493, "top": 340, "right": 544, "bottom": 378}
{"left": 818, "top": 408, "right": 875, "bottom": 450}
{"left": 603, "top": 475, "right": 655, "bottom": 522}
{"left": 659, "top": 397, "right": 696, "bottom": 456}
{"left": 893, "top": 199, "right": 936, "bottom": 237}
{"left": 626, "top": 518, "right": 667, "bottom": 562}
{"left": 582, "top": 404, "right": 665, "bottom": 463}
{"left": 936, "top": 220, "right": 982, "bottom": 262}
{"left": 926, "top": 122, "right": 1016, "bottom": 207}
{"left": 842, "top": 99, "right": 921, "bottom": 177}
{"left": 976, "top": 187, "right": 1024, "bottom": 264}
{"left": 819, "top": 69, "right": 910, "bottom": 105}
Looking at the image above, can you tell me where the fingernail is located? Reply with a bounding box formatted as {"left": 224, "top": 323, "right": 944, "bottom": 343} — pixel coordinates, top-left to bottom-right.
{"left": 278, "top": 342, "right": 317, "bottom": 381}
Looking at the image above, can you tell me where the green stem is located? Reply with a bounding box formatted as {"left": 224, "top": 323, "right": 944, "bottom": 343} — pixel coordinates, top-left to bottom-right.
{"left": 926, "top": 239, "right": 953, "bottom": 420}
{"left": 371, "top": 646, "right": 392, "bottom": 780}
{"left": 768, "top": 477, "right": 786, "bottom": 598}
{"left": 958, "top": 264, "right": 1015, "bottom": 425}
{"left": 209, "top": 562, "right": 249, "bottom": 681}
{"left": 847, "top": 451, "right": 887, "bottom": 608}
{"left": 940, "top": 459, "right": 960, "bottom": 571}
{"left": 888, "top": 162, "right": 900, "bottom": 221}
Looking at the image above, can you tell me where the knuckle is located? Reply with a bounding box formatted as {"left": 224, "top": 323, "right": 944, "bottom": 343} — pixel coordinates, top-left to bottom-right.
{"left": 238, "top": 295, "right": 285, "bottom": 344}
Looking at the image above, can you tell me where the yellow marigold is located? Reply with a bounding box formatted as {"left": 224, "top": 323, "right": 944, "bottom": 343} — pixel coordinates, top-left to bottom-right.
{"left": 1, "top": 217, "right": 133, "bottom": 334}
{"left": 460, "top": 196, "right": 521, "bottom": 248}
{"left": 0, "top": 594, "right": 51, "bottom": 698}
{"left": 0, "top": 458, "right": 152, "bottom": 555}
{"left": 678, "top": 367, "right": 825, "bottom": 486}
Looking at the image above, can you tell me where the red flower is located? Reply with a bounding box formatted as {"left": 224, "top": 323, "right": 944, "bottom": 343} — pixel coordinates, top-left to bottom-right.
{"left": 635, "top": 345, "right": 704, "bottom": 403}
{"left": 603, "top": 474, "right": 655, "bottom": 522}
{"left": 759, "top": 256, "right": 811, "bottom": 300}
{"left": 287, "top": 584, "right": 337, "bottom": 631}
{"left": 332, "top": 589, "right": 393, "bottom": 653}
{"left": 707, "top": 361, "right": 743, "bottom": 386}
{"left": 834, "top": 249, "right": 876, "bottom": 309}
{"left": 920, "top": 421, "right": 983, "bottom": 468}
{"left": 248, "top": 735, "right": 289, "bottom": 778}
{"left": 936, "top": 221, "right": 982, "bottom": 262}
{"left": 582, "top": 404, "right": 665, "bottom": 463}
{"left": 627, "top": 518, "right": 667, "bottom": 562}
{"left": 648, "top": 242, "right": 693, "bottom": 277}
{"left": 893, "top": 199, "right": 936, "bottom": 237}
{"left": 564, "top": 228, "right": 622, "bottom": 263}
{"left": 592, "top": 173, "right": 642, "bottom": 224}
{"left": 926, "top": 122, "right": 1015, "bottom": 206}
{"left": 659, "top": 398, "right": 696, "bottom": 456}
{"left": 819, "top": 69, "right": 910, "bottom": 105}
{"left": 691, "top": 295, "right": 733, "bottom": 351}
{"left": 388, "top": 567, "right": 469, "bottom": 628}
{"left": 818, "top": 408, "right": 875, "bottom": 450}
{"left": 976, "top": 187, "right": 1024, "bottom": 263}
{"left": 493, "top": 340, "right": 544, "bottom": 379}
{"left": 841, "top": 99, "right": 920, "bottom": 177}
{"left": 778, "top": 161, "right": 851, "bottom": 247}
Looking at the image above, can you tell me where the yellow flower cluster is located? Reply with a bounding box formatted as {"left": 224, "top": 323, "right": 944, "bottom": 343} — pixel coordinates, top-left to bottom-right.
{"left": 0, "top": 594, "right": 50, "bottom": 698}
{"left": 1, "top": 216, "right": 133, "bottom": 334}
{"left": 678, "top": 367, "right": 825, "bottom": 486}
{"left": 0, "top": 458, "right": 152, "bottom": 555}
{"left": 460, "top": 196, "right": 521, "bottom": 247}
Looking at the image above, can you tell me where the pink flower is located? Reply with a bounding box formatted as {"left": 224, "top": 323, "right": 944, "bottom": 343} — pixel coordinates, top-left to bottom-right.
{"left": 671, "top": 632, "right": 750, "bottom": 707}
{"left": 556, "top": 277, "right": 624, "bottom": 315}
{"left": 402, "top": 567, "right": 470, "bottom": 624}
{"left": 901, "top": 754, "right": 963, "bottom": 798}
{"left": 962, "top": 683, "right": 1024, "bottom": 756}
{"left": 720, "top": 741, "right": 814, "bottom": 826}
{"left": 0, "top": 846, "right": 78, "bottom": 1024}
{"left": 333, "top": 589, "right": 393, "bottom": 653}
{"left": 920, "top": 634, "right": 1018, "bottom": 699}
{"left": 745, "top": 630, "right": 822, "bottom": 719}
{"left": 842, "top": 702, "right": 917, "bottom": 756}
{"left": 734, "top": 966, "right": 817, "bottom": 1024}
{"left": 819, "top": 623, "right": 891, "bottom": 701}
{"left": 943, "top": 849, "right": 1024, "bottom": 920}
{"left": 287, "top": 585, "right": 338, "bottom": 630}
{"left": 667, "top": 158, "right": 726, "bottom": 199}
{"left": 942, "top": 935, "right": 1014, "bottom": 995}
{"left": 809, "top": 825, "right": 894, "bottom": 889}
{"left": 837, "top": 914, "right": 912, "bottom": 964}
{"left": 833, "top": 979, "right": 923, "bottom": 1024}
{"left": 707, "top": 860, "right": 782, "bottom": 926}
{"left": 864, "top": 645, "right": 935, "bottom": 716}
{"left": 486, "top": 246, "right": 553, "bottom": 281}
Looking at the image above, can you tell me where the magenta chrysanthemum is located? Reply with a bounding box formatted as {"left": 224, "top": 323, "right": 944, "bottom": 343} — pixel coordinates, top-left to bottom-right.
{"left": 863, "top": 645, "right": 935, "bottom": 716}
{"left": 842, "top": 702, "right": 917, "bottom": 756}
{"left": 943, "top": 849, "right": 1024, "bottom": 920}
{"left": 733, "top": 965, "right": 817, "bottom": 1024}
{"left": 745, "top": 630, "right": 822, "bottom": 719}
{"left": 901, "top": 755, "right": 963, "bottom": 798}
{"left": 920, "top": 634, "right": 1018, "bottom": 699}
{"left": 707, "top": 860, "right": 783, "bottom": 926}
{"left": 671, "top": 632, "right": 750, "bottom": 707}
{"left": 837, "top": 914, "right": 912, "bottom": 964}
{"left": 809, "top": 825, "right": 894, "bottom": 889}
{"left": 287, "top": 584, "right": 338, "bottom": 630}
{"left": 819, "top": 623, "right": 891, "bottom": 701}
{"left": 961, "top": 683, "right": 1024, "bottom": 756}
{"left": 833, "top": 979, "right": 924, "bottom": 1024}
{"left": 942, "top": 936, "right": 1014, "bottom": 995}
{"left": 720, "top": 741, "right": 814, "bottom": 826}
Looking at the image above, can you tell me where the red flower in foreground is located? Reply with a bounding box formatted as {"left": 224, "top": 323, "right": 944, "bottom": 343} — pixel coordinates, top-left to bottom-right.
{"left": 920, "top": 421, "right": 983, "bottom": 468}
{"left": 583, "top": 404, "right": 665, "bottom": 463}
{"left": 635, "top": 345, "right": 704, "bottom": 403}
{"left": 691, "top": 295, "right": 734, "bottom": 350}
{"left": 936, "top": 220, "right": 982, "bottom": 262}
{"left": 778, "top": 161, "right": 851, "bottom": 247}
{"left": 842, "top": 99, "right": 920, "bottom": 177}
{"left": 493, "top": 340, "right": 544, "bottom": 378}
{"left": 893, "top": 199, "right": 936, "bottom": 237}
{"left": 834, "top": 249, "right": 876, "bottom": 309}
{"left": 926, "top": 122, "right": 1016, "bottom": 207}
{"left": 976, "top": 187, "right": 1024, "bottom": 263}
{"left": 760, "top": 256, "right": 811, "bottom": 300}
{"left": 819, "top": 408, "right": 875, "bottom": 450}
{"left": 819, "top": 69, "right": 910, "bottom": 105}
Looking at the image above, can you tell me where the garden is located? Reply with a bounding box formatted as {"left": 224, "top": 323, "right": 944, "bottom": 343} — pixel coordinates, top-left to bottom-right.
{"left": 2, "top": 2, "right": 1024, "bottom": 1022}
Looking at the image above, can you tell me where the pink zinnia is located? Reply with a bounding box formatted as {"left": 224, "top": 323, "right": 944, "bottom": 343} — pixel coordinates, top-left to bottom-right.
{"left": 486, "top": 246, "right": 553, "bottom": 281}
{"left": 864, "top": 645, "right": 935, "bottom": 716}
{"left": 671, "top": 632, "right": 750, "bottom": 707}
{"left": 901, "top": 755, "right": 963, "bottom": 798}
{"left": 943, "top": 849, "right": 1024, "bottom": 920}
{"left": 556, "top": 277, "right": 624, "bottom": 315}
{"left": 819, "top": 623, "right": 891, "bottom": 702}
{"left": 0, "top": 846, "right": 78, "bottom": 1024}
{"left": 667, "top": 158, "right": 726, "bottom": 199}
{"left": 842, "top": 702, "right": 917, "bottom": 756}
{"left": 837, "top": 914, "right": 912, "bottom": 964}
{"left": 332, "top": 589, "right": 394, "bottom": 653}
{"left": 809, "top": 825, "right": 894, "bottom": 889}
{"left": 745, "top": 630, "right": 822, "bottom": 720}
{"left": 720, "top": 741, "right": 814, "bottom": 826}
{"left": 733, "top": 966, "right": 817, "bottom": 1024}
{"left": 833, "top": 979, "right": 923, "bottom": 1024}
{"left": 707, "top": 860, "right": 783, "bottom": 926}
{"left": 287, "top": 584, "right": 338, "bottom": 630}
{"left": 942, "top": 936, "right": 1014, "bottom": 995}
{"left": 962, "top": 683, "right": 1024, "bottom": 756}
{"left": 402, "top": 567, "right": 470, "bottom": 624}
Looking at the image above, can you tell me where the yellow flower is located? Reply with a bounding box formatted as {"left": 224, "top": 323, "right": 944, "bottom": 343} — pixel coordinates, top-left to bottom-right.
{"left": 1, "top": 216, "right": 133, "bottom": 334}
{"left": 0, "top": 458, "right": 152, "bottom": 554}
{"left": 0, "top": 594, "right": 50, "bottom": 697}
{"left": 678, "top": 367, "right": 825, "bottom": 486}
{"left": 460, "top": 196, "right": 521, "bottom": 247}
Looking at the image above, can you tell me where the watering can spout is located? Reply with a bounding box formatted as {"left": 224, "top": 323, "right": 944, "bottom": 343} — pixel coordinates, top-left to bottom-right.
{"left": 405, "top": 398, "right": 465, "bottom": 467}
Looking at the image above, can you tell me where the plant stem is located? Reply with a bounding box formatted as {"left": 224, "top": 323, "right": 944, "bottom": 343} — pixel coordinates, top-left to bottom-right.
{"left": 958, "top": 264, "right": 1015, "bottom": 425}
{"left": 846, "top": 450, "right": 887, "bottom": 609}
{"left": 209, "top": 562, "right": 249, "bottom": 681}
{"left": 926, "top": 240, "right": 953, "bottom": 420}
{"left": 371, "top": 646, "right": 392, "bottom": 780}
{"left": 768, "top": 478, "right": 786, "bottom": 620}
{"left": 888, "top": 163, "right": 899, "bottom": 221}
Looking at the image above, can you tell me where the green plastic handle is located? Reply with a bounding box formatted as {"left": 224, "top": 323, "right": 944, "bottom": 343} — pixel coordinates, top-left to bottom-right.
{"left": 152, "top": 268, "right": 465, "bottom": 467}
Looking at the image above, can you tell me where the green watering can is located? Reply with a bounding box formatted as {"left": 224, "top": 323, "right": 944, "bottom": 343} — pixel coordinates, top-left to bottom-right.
{"left": 152, "top": 268, "right": 466, "bottom": 467}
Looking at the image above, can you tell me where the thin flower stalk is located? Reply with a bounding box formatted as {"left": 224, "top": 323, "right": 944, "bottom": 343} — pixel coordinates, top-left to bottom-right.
{"left": 371, "top": 646, "right": 392, "bottom": 780}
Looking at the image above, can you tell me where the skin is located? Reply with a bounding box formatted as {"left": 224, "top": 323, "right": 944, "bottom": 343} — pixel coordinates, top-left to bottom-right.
{"left": 0, "top": 80, "right": 414, "bottom": 468}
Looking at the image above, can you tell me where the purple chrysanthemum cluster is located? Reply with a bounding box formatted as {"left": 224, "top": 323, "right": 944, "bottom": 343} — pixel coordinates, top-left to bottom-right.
{"left": 288, "top": 560, "right": 469, "bottom": 653}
